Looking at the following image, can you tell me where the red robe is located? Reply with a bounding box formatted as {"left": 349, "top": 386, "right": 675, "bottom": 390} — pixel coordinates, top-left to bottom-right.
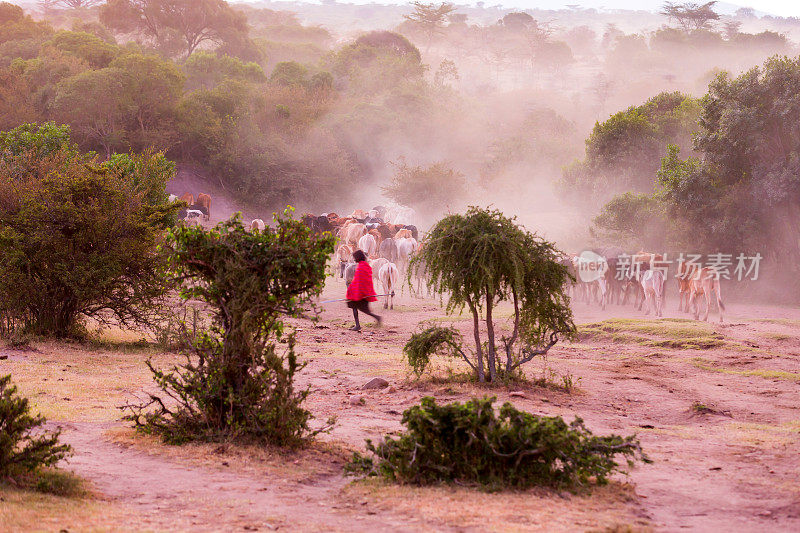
{"left": 346, "top": 261, "right": 377, "bottom": 302}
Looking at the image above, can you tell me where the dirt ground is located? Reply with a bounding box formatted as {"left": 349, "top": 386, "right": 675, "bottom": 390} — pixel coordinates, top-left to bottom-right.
{"left": 2, "top": 279, "right": 799, "bottom": 532}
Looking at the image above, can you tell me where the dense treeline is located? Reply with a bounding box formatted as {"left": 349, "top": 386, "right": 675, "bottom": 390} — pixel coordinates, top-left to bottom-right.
{"left": 1, "top": 0, "right": 799, "bottom": 244}
{"left": 592, "top": 55, "right": 800, "bottom": 296}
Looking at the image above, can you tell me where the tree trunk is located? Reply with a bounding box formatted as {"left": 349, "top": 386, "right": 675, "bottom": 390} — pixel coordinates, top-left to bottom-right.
{"left": 466, "top": 296, "right": 485, "bottom": 382}
{"left": 485, "top": 287, "right": 497, "bottom": 382}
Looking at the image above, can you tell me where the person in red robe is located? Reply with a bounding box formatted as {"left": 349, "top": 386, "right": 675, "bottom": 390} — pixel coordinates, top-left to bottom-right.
{"left": 346, "top": 250, "right": 382, "bottom": 331}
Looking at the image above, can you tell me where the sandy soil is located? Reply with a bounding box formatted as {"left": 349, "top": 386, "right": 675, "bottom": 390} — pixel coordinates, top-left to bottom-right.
{"left": 2, "top": 279, "right": 799, "bottom": 532}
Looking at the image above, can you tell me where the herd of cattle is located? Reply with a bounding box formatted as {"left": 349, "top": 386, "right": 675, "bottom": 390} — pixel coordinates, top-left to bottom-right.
{"left": 298, "top": 206, "right": 421, "bottom": 310}
{"left": 170, "top": 192, "right": 212, "bottom": 223}
{"left": 166, "top": 196, "right": 724, "bottom": 323}
{"left": 562, "top": 250, "right": 725, "bottom": 323}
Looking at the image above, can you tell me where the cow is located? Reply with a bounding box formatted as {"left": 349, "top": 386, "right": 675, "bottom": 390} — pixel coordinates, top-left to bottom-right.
{"left": 368, "top": 228, "right": 383, "bottom": 246}
{"left": 358, "top": 233, "right": 378, "bottom": 258}
{"left": 640, "top": 269, "right": 665, "bottom": 317}
{"left": 344, "top": 262, "right": 357, "bottom": 287}
{"left": 180, "top": 192, "right": 194, "bottom": 206}
{"left": 370, "top": 257, "right": 389, "bottom": 286}
{"left": 394, "top": 228, "right": 413, "bottom": 240}
{"left": 195, "top": 193, "right": 212, "bottom": 221}
{"left": 676, "top": 261, "right": 699, "bottom": 312}
{"left": 334, "top": 244, "right": 354, "bottom": 279}
{"left": 378, "top": 262, "right": 399, "bottom": 309}
{"left": 350, "top": 209, "right": 366, "bottom": 220}
{"left": 312, "top": 215, "right": 333, "bottom": 235}
{"left": 402, "top": 225, "right": 419, "bottom": 241}
{"left": 378, "top": 238, "right": 398, "bottom": 263}
{"left": 396, "top": 237, "right": 418, "bottom": 285}
{"left": 688, "top": 267, "right": 725, "bottom": 322}
{"left": 251, "top": 219, "right": 265, "bottom": 231}
{"left": 345, "top": 223, "right": 367, "bottom": 247}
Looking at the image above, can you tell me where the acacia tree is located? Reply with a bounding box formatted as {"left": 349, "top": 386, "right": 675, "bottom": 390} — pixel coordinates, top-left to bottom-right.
{"left": 661, "top": 2, "right": 719, "bottom": 32}
{"left": 408, "top": 207, "right": 575, "bottom": 383}
{"left": 99, "top": 0, "right": 248, "bottom": 58}
{"left": 403, "top": 1, "right": 456, "bottom": 52}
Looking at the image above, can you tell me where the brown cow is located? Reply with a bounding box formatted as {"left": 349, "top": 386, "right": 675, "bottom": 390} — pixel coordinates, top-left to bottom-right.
{"left": 180, "top": 193, "right": 194, "bottom": 206}
{"left": 195, "top": 193, "right": 211, "bottom": 222}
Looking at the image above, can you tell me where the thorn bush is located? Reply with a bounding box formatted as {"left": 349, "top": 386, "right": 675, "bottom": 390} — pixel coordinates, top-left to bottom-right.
{"left": 347, "top": 397, "right": 650, "bottom": 489}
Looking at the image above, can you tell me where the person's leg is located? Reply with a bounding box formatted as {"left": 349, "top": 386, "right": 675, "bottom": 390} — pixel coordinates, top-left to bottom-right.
{"left": 358, "top": 300, "right": 382, "bottom": 325}
{"left": 350, "top": 306, "right": 361, "bottom": 330}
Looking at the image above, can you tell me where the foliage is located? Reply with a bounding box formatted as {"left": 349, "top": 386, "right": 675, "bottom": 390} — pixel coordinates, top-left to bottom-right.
{"left": 382, "top": 159, "right": 465, "bottom": 214}
{"left": 99, "top": 0, "right": 248, "bottom": 58}
{"left": 183, "top": 51, "right": 264, "bottom": 90}
{"left": 125, "top": 212, "right": 336, "bottom": 446}
{"left": 0, "top": 374, "right": 72, "bottom": 477}
{"left": 592, "top": 192, "right": 668, "bottom": 250}
{"left": 0, "top": 123, "right": 177, "bottom": 337}
{"left": 347, "top": 397, "right": 649, "bottom": 489}
{"left": 403, "top": 2, "right": 456, "bottom": 50}
{"left": 655, "top": 56, "right": 800, "bottom": 264}
{"left": 403, "top": 326, "right": 464, "bottom": 376}
{"left": 411, "top": 207, "right": 575, "bottom": 383}
{"left": 559, "top": 91, "right": 700, "bottom": 204}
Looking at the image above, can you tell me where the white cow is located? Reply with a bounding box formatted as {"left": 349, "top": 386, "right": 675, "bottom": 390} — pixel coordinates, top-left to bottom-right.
{"left": 641, "top": 269, "right": 665, "bottom": 317}
{"left": 250, "top": 219, "right": 265, "bottom": 231}
{"left": 378, "top": 262, "right": 399, "bottom": 309}
{"left": 370, "top": 258, "right": 389, "bottom": 286}
{"left": 358, "top": 233, "right": 377, "bottom": 258}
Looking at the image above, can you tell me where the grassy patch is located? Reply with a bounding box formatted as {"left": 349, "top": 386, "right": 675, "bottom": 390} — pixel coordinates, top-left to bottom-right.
{"left": 692, "top": 358, "right": 800, "bottom": 382}
{"left": 723, "top": 421, "right": 800, "bottom": 448}
{"left": 580, "top": 319, "right": 724, "bottom": 350}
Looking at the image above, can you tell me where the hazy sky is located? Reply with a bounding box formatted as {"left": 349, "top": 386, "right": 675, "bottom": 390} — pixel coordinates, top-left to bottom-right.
{"left": 246, "top": 1, "right": 800, "bottom": 18}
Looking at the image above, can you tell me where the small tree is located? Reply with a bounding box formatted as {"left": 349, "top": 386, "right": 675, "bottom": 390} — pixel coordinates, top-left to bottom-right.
{"left": 403, "top": 2, "right": 457, "bottom": 52}
{"left": 125, "top": 212, "right": 335, "bottom": 446}
{"left": 0, "top": 374, "right": 71, "bottom": 477}
{"left": 409, "top": 207, "right": 575, "bottom": 383}
{"left": 0, "top": 123, "right": 177, "bottom": 337}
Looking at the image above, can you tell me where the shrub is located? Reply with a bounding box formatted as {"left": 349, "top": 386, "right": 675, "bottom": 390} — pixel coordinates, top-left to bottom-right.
{"left": 403, "top": 325, "right": 464, "bottom": 376}
{"left": 0, "top": 124, "right": 178, "bottom": 337}
{"left": 347, "top": 397, "right": 649, "bottom": 489}
{"left": 0, "top": 374, "right": 71, "bottom": 477}
{"left": 125, "top": 212, "right": 335, "bottom": 446}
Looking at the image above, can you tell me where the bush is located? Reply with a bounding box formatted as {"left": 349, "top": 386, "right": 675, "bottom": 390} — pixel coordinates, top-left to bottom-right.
{"left": 347, "top": 397, "right": 649, "bottom": 489}
{"left": 0, "top": 123, "right": 178, "bottom": 337}
{"left": 404, "top": 325, "right": 464, "bottom": 377}
{"left": 0, "top": 374, "right": 71, "bottom": 477}
{"left": 125, "top": 212, "right": 335, "bottom": 446}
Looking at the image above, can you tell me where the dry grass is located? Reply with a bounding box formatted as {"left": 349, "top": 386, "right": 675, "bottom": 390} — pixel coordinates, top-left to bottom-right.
{"left": 105, "top": 427, "right": 351, "bottom": 484}
{"left": 6, "top": 338, "right": 176, "bottom": 422}
{"left": 342, "top": 478, "right": 651, "bottom": 532}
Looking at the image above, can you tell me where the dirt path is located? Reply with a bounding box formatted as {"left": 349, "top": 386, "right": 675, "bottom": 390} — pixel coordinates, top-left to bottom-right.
{"left": 57, "top": 421, "right": 446, "bottom": 532}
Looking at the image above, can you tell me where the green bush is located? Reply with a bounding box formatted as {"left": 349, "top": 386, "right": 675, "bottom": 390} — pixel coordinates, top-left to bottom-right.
{"left": 403, "top": 325, "right": 464, "bottom": 376}
{"left": 0, "top": 374, "right": 71, "bottom": 477}
{"left": 347, "top": 397, "right": 649, "bottom": 489}
{"left": 125, "top": 212, "right": 336, "bottom": 446}
{"left": 0, "top": 123, "right": 178, "bottom": 337}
